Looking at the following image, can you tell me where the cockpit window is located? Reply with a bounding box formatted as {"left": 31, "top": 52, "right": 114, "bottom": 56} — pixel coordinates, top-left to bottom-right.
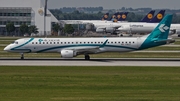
{"left": 11, "top": 41, "right": 18, "bottom": 44}
{"left": 11, "top": 41, "right": 15, "bottom": 44}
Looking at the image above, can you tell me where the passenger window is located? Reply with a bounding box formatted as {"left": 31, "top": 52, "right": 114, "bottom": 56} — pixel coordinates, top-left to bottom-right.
{"left": 43, "top": 42, "right": 45, "bottom": 44}
{"left": 46, "top": 42, "right": 48, "bottom": 44}
{"left": 54, "top": 42, "right": 56, "bottom": 44}
{"left": 32, "top": 42, "right": 34, "bottom": 44}
{"left": 57, "top": 42, "right": 59, "bottom": 44}
{"left": 36, "top": 42, "right": 38, "bottom": 44}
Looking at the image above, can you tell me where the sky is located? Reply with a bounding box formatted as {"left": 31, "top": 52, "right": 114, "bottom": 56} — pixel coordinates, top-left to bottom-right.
{"left": 46, "top": 0, "right": 180, "bottom": 10}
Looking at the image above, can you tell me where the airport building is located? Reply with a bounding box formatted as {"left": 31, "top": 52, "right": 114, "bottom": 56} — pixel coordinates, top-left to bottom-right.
{"left": 0, "top": 0, "right": 59, "bottom": 36}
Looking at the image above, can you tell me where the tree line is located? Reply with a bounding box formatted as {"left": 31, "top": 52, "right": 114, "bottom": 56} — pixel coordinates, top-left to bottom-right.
{"left": 59, "top": 7, "right": 103, "bottom": 13}
{"left": 5, "top": 22, "right": 38, "bottom": 36}
{"left": 5, "top": 22, "right": 75, "bottom": 36}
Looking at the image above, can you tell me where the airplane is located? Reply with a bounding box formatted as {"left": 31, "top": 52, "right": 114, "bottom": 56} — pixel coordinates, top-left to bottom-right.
{"left": 117, "top": 19, "right": 180, "bottom": 36}
{"left": 94, "top": 10, "right": 166, "bottom": 33}
{"left": 4, "top": 15, "right": 175, "bottom": 60}
{"left": 61, "top": 10, "right": 166, "bottom": 34}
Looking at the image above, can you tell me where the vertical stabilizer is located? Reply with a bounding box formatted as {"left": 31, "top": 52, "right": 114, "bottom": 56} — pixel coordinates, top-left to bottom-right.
{"left": 140, "top": 10, "right": 155, "bottom": 22}
{"left": 140, "top": 14, "right": 173, "bottom": 49}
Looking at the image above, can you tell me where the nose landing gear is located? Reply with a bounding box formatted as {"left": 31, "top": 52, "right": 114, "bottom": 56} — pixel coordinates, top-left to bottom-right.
{"left": 20, "top": 53, "right": 24, "bottom": 60}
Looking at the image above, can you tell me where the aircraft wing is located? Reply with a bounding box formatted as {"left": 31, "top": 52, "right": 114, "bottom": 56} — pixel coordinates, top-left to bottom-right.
{"left": 98, "top": 25, "right": 122, "bottom": 29}
{"left": 63, "top": 39, "right": 108, "bottom": 54}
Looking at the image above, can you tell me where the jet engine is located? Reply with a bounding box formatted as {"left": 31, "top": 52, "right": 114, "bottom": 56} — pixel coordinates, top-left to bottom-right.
{"left": 176, "top": 30, "right": 180, "bottom": 37}
{"left": 61, "top": 50, "right": 77, "bottom": 58}
{"left": 96, "top": 28, "right": 105, "bottom": 33}
{"left": 169, "top": 29, "right": 180, "bottom": 36}
{"left": 96, "top": 27, "right": 116, "bottom": 33}
{"left": 169, "top": 29, "right": 176, "bottom": 35}
{"left": 176, "top": 30, "right": 180, "bottom": 34}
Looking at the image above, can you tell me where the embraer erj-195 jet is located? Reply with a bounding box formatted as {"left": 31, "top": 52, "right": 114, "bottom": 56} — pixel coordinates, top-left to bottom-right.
{"left": 4, "top": 15, "right": 175, "bottom": 60}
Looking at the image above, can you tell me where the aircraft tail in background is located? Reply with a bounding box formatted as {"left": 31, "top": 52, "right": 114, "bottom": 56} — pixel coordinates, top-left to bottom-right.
{"left": 118, "top": 12, "right": 129, "bottom": 21}
{"left": 101, "top": 13, "right": 109, "bottom": 20}
{"left": 149, "top": 10, "right": 166, "bottom": 23}
{"left": 110, "top": 12, "right": 129, "bottom": 22}
{"left": 140, "top": 10, "right": 155, "bottom": 22}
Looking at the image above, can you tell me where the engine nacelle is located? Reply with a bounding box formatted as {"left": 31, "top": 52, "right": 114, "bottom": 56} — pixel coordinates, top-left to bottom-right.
{"left": 176, "top": 30, "right": 180, "bottom": 34}
{"left": 106, "top": 27, "right": 115, "bottom": 33}
{"left": 96, "top": 27, "right": 115, "bottom": 33}
{"left": 96, "top": 28, "right": 105, "bottom": 33}
{"left": 169, "top": 30, "right": 176, "bottom": 35}
{"left": 61, "top": 50, "right": 77, "bottom": 58}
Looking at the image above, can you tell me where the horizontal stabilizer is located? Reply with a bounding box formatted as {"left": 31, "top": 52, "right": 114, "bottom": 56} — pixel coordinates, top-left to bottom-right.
{"left": 154, "top": 39, "right": 175, "bottom": 44}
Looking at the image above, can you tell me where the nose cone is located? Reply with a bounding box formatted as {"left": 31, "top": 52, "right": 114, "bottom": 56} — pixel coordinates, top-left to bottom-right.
{"left": 4, "top": 46, "right": 10, "bottom": 51}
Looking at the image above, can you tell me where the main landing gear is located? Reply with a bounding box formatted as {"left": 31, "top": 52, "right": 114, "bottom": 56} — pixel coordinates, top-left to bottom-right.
{"left": 20, "top": 53, "right": 24, "bottom": 60}
{"left": 84, "top": 54, "right": 90, "bottom": 60}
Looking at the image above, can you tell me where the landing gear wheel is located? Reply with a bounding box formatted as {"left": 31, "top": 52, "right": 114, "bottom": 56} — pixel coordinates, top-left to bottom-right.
{"left": 85, "top": 55, "right": 90, "bottom": 60}
{"left": 20, "top": 53, "right": 24, "bottom": 60}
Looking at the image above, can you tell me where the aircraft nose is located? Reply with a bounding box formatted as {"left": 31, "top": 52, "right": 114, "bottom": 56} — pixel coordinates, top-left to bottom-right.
{"left": 4, "top": 46, "right": 10, "bottom": 51}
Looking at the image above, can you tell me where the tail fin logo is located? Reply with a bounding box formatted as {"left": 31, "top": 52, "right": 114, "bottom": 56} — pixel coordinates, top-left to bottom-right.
{"left": 147, "top": 14, "right": 153, "bottom": 19}
{"left": 104, "top": 14, "right": 108, "bottom": 19}
{"left": 159, "top": 24, "right": 169, "bottom": 32}
{"left": 157, "top": 14, "right": 163, "bottom": 20}
{"left": 122, "top": 14, "right": 126, "bottom": 19}
{"left": 117, "top": 14, "right": 121, "bottom": 19}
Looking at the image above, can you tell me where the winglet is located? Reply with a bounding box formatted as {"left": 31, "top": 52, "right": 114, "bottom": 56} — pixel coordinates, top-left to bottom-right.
{"left": 100, "top": 39, "right": 108, "bottom": 48}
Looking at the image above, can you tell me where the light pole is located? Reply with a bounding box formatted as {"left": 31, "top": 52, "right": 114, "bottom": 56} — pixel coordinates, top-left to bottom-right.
{"left": 44, "top": 0, "right": 48, "bottom": 37}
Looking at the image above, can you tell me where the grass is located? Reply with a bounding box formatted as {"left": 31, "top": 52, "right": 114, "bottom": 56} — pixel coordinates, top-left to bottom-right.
{"left": 0, "top": 66, "right": 179, "bottom": 101}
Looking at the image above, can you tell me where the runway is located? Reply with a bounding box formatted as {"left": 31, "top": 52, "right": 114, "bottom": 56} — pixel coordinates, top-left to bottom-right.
{"left": 0, "top": 58, "right": 180, "bottom": 66}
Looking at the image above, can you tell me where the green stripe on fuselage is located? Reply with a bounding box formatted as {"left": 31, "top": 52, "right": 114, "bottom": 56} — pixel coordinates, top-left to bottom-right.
{"left": 36, "top": 44, "right": 138, "bottom": 53}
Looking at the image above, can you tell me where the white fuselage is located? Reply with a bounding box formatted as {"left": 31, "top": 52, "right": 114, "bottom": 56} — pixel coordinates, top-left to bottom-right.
{"left": 61, "top": 20, "right": 180, "bottom": 34}
{"left": 4, "top": 37, "right": 146, "bottom": 54}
